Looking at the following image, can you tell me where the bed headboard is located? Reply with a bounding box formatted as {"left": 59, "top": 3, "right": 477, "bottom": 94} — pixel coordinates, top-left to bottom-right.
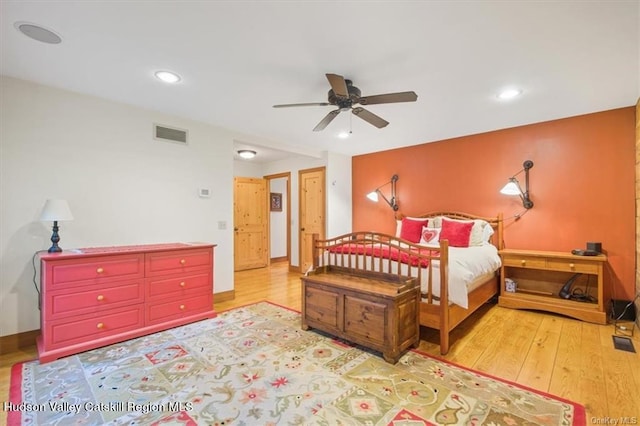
{"left": 395, "top": 211, "right": 504, "bottom": 250}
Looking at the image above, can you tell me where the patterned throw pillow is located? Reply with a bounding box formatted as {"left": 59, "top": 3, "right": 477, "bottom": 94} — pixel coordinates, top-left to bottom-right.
{"left": 419, "top": 226, "right": 441, "bottom": 246}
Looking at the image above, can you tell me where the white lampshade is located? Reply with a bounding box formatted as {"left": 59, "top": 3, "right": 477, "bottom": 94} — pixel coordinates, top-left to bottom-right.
{"left": 500, "top": 180, "right": 522, "bottom": 196}
{"left": 40, "top": 199, "right": 74, "bottom": 221}
{"left": 366, "top": 191, "right": 379, "bottom": 202}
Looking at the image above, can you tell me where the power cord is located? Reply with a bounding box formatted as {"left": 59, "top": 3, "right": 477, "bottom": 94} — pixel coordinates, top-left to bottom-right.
{"left": 611, "top": 293, "right": 640, "bottom": 322}
{"left": 31, "top": 250, "right": 46, "bottom": 310}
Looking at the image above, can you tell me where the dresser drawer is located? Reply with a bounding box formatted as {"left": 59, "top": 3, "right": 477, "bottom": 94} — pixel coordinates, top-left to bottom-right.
{"left": 146, "top": 293, "right": 212, "bottom": 324}
{"left": 44, "top": 254, "right": 144, "bottom": 289}
{"left": 502, "top": 256, "right": 546, "bottom": 269}
{"left": 146, "top": 272, "right": 211, "bottom": 300}
{"left": 145, "top": 249, "right": 212, "bottom": 277}
{"left": 546, "top": 259, "right": 599, "bottom": 274}
{"left": 44, "top": 279, "right": 144, "bottom": 320}
{"left": 43, "top": 305, "right": 144, "bottom": 349}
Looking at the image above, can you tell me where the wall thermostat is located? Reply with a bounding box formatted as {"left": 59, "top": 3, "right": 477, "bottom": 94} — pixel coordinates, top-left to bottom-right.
{"left": 198, "top": 188, "right": 211, "bottom": 198}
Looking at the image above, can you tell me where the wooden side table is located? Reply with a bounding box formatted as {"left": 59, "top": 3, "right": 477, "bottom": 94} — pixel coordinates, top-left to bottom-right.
{"left": 498, "top": 249, "right": 607, "bottom": 324}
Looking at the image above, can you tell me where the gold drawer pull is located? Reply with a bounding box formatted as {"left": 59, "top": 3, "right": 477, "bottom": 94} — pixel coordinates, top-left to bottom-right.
{"left": 569, "top": 263, "right": 575, "bottom": 269}
{"left": 180, "top": 304, "right": 185, "bottom": 310}
{"left": 520, "top": 260, "right": 526, "bottom": 266}
{"left": 97, "top": 322, "right": 104, "bottom": 329}
{"left": 96, "top": 267, "right": 104, "bottom": 274}
{"left": 97, "top": 295, "right": 104, "bottom": 301}
{"left": 180, "top": 281, "right": 186, "bottom": 287}
{"left": 180, "top": 259, "right": 186, "bottom": 265}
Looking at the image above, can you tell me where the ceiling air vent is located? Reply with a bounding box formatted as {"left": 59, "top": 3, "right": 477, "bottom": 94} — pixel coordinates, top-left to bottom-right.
{"left": 154, "top": 124, "right": 188, "bottom": 145}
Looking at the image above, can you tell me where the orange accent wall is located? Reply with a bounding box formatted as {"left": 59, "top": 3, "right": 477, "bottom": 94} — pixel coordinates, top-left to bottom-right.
{"left": 353, "top": 107, "right": 636, "bottom": 300}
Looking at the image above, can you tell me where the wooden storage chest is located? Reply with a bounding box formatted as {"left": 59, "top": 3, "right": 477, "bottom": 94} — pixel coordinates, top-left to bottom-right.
{"left": 301, "top": 265, "right": 420, "bottom": 364}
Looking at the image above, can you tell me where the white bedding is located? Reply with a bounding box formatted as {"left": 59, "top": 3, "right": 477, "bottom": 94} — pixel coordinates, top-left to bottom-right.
{"left": 321, "top": 244, "right": 501, "bottom": 309}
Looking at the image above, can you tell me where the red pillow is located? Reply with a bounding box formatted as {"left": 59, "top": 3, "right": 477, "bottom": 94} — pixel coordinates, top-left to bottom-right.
{"left": 400, "top": 218, "right": 429, "bottom": 243}
{"left": 439, "top": 218, "right": 473, "bottom": 247}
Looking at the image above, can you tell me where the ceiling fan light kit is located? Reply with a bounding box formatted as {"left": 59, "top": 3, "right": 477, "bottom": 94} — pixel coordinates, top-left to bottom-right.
{"left": 274, "top": 73, "right": 418, "bottom": 132}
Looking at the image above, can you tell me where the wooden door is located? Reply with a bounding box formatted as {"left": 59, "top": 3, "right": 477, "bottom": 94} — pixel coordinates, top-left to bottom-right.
{"left": 299, "top": 167, "right": 325, "bottom": 273}
{"left": 234, "top": 177, "right": 268, "bottom": 271}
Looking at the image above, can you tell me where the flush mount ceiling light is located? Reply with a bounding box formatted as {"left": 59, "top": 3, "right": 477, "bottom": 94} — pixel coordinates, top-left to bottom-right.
{"left": 154, "top": 70, "right": 182, "bottom": 84}
{"left": 14, "top": 22, "right": 62, "bottom": 44}
{"left": 497, "top": 88, "right": 523, "bottom": 100}
{"left": 337, "top": 131, "right": 351, "bottom": 139}
{"left": 237, "top": 150, "right": 256, "bottom": 159}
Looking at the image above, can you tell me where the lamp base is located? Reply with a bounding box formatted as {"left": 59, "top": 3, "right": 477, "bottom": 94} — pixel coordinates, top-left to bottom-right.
{"left": 48, "top": 220, "right": 63, "bottom": 253}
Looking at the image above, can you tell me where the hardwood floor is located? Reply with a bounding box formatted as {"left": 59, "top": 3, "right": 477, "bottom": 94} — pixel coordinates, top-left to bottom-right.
{"left": 2, "top": 261, "right": 639, "bottom": 424}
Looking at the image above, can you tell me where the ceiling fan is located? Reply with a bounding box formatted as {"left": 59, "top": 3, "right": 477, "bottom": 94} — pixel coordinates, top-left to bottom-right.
{"left": 273, "top": 73, "right": 418, "bottom": 131}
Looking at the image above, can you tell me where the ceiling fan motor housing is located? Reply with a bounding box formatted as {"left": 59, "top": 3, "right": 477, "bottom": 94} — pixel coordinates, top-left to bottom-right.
{"left": 328, "top": 79, "right": 361, "bottom": 109}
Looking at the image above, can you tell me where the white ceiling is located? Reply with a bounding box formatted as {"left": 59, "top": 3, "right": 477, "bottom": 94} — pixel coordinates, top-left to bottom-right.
{"left": 2, "top": 1, "right": 638, "bottom": 163}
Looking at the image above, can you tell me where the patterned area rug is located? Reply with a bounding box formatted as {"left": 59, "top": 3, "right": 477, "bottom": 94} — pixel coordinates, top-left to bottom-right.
{"left": 9, "top": 302, "right": 585, "bottom": 425}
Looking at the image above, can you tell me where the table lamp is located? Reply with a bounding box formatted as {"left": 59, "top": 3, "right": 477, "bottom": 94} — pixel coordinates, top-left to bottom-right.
{"left": 40, "top": 199, "right": 74, "bottom": 253}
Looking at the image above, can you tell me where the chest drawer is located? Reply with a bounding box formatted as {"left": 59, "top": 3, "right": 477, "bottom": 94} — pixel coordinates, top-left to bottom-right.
{"left": 146, "top": 272, "right": 211, "bottom": 300}
{"left": 145, "top": 249, "right": 212, "bottom": 277}
{"left": 502, "top": 256, "right": 546, "bottom": 269}
{"left": 43, "top": 254, "right": 144, "bottom": 289}
{"left": 304, "top": 285, "right": 340, "bottom": 329}
{"left": 343, "top": 295, "right": 386, "bottom": 345}
{"left": 43, "top": 279, "right": 144, "bottom": 320}
{"left": 545, "top": 259, "right": 599, "bottom": 274}
{"left": 44, "top": 305, "right": 144, "bottom": 348}
{"left": 146, "top": 293, "right": 213, "bottom": 324}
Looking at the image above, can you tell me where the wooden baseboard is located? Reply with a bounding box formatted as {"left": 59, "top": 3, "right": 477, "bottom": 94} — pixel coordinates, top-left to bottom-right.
{"left": 270, "top": 256, "right": 288, "bottom": 263}
{"left": 289, "top": 264, "right": 302, "bottom": 273}
{"left": 215, "top": 290, "right": 235, "bottom": 303}
{"left": 0, "top": 329, "right": 39, "bottom": 355}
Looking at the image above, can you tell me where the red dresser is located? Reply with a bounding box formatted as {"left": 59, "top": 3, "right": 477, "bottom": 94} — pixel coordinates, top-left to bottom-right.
{"left": 38, "top": 243, "right": 216, "bottom": 363}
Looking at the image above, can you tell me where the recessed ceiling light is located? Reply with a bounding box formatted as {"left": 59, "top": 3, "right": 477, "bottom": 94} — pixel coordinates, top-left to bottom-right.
{"left": 497, "top": 88, "right": 523, "bottom": 100}
{"left": 154, "top": 70, "right": 182, "bottom": 84}
{"left": 237, "top": 150, "right": 256, "bottom": 159}
{"left": 337, "top": 131, "right": 350, "bottom": 139}
{"left": 14, "top": 22, "right": 62, "bottom": 44}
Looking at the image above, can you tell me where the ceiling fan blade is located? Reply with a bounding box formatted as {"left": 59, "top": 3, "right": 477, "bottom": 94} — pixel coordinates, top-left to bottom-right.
{"left": 273, "top": 102, "right": 330, "bottom": 108}
{"left": 313, "top": 109, "right": 340, "bottom": 132}
{"left": 325, "top": 73, "right": 349, "bottom": 98}
{"left": 352, "top": 107, "right": 389, "bottom": 128}
{"left": 358, "top": 91, "right": 418, "bottom": 105}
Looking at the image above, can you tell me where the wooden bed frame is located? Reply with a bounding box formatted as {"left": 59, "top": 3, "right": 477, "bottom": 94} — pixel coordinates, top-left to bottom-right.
{"left": 311, "top": 211, "right": 504, "bottom": 355}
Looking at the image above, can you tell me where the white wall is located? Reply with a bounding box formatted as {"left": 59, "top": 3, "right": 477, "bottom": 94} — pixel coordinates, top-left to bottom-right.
{"left": 0, "top": 76, "right": 236, "bottom": 336}
{"left": 269, "top": 177, "right": 287, "bottom": 258}
{"left": 233, "top": 159, "right": 263, "bottom": 178}
{"left": 326, "top": 151, "right": 352, "bottom": 238}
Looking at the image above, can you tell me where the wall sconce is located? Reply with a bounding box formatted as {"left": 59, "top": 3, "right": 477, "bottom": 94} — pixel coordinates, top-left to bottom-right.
{"left": 40, "top": 199, "right": 74, "bottom": 253}
{"left": 500, "top": 160, "right": 534, "bottom": 209}
{"left": 366, "top": 174, "right": 399, "bottom": 211}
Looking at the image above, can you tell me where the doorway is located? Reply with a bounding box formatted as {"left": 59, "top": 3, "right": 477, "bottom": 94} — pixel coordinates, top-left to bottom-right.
{"left": 265, "top": 172, "right": 291, "bottom": 264}
{"left": 298, "top": 167, "right": 326, "bottom": 273}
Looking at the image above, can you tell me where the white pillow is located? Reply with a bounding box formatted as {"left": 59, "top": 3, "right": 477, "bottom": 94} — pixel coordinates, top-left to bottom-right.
{"left": 482, "top": 224, "right": 495, "bottom": 244}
